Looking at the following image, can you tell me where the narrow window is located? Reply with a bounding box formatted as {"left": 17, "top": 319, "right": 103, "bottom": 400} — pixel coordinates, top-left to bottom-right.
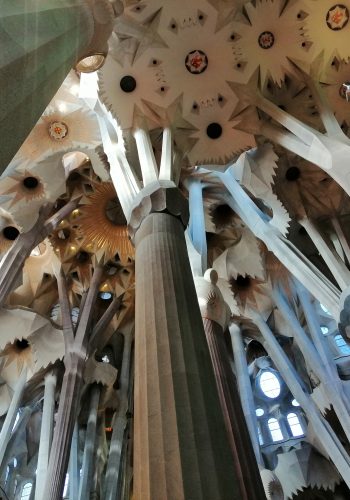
{"left": 287, "top": 412, "right": 304, "bottom": 437}
{"left": 268, "top": 418, "right": 283, "bottom": 442}
{"left": 257, "top": 424, "right": 264, "bottom": 445}
{"left": 63, "top": 473, "right": 69, "bottom": 497}
{"left": 71, "top": 307, "right": 79, "bottom": 326}
{"left": 21, "top": 482, "right": 32, "bottom": 500}
{"left": 334, "top": 334, "right": 350, "bottom": 355}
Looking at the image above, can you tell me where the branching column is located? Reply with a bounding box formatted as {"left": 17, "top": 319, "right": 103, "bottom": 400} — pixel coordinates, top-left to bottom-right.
{"left": 131, "top": 187, "right": 239, "bottom": 500}
{"left": 42, "top": 265, "right": 103, "bottom": 500}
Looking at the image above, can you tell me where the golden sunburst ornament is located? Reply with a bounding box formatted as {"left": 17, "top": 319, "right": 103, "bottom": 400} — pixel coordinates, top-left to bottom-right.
{"left": 78, "top": 183, "right": 134, "bottom": 263}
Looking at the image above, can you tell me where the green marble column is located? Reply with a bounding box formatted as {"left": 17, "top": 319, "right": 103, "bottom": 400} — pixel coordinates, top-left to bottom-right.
{"left": 0, "top": 0, "right": 94, "bottom": 168}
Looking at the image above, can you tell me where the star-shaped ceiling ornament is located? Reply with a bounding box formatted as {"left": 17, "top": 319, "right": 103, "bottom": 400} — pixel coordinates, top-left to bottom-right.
{"left": 231, "top": 0, "right": 309, "bottom": 87}
{"left": 184, "top": 98, "right": 256, "bottom": 164}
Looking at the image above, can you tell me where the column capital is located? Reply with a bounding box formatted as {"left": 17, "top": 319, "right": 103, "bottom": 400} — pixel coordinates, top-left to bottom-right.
{"left": 128, "top": 182, "right": 189, "bottom": 241}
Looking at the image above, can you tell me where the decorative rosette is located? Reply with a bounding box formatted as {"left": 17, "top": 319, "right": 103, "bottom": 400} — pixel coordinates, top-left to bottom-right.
{"left": 303, "top": 0, "right": 350, "bottom": 67}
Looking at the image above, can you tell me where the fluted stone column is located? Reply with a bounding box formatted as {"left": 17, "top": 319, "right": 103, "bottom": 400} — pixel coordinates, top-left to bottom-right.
{"left": 131, "top": 187, "right": 240, "bottom": 500}
{"left": 78, "top": 384, "right": 101, "bottom": 500}
{"left": 35, "top": 373, "right": 57, "bottom": 500}
{"left": 104, "top": 332, "right": 133, "bottom": 500}
{"left": 194, "top": 270, "right": 265, "bottom": 500}
{"left": 0, "top": 0, "right": 94, "bottom": 167}
{"left": 69, "top": 423, "right": 80, "bottom": 500}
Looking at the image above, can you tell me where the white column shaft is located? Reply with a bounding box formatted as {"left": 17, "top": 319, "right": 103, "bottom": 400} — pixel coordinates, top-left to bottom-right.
{"left": 0, "top": 368, "right": 27, "bottom": 466}
{"left": 188, "top": 179, "right": 207, "bottom": 275}
{"left": 35, "top": 373, "right": 57, "bottom": 500}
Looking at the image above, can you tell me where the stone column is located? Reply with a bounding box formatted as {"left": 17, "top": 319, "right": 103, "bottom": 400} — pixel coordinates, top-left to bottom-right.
{"left": 104, "top": 332, "right": 133, "bottom": 500}
{"left": 42, "top": 265, "right": 103, "bottom": 500}
{"left": 69, "top": 423, "right": 80, "bottom": 500}
{"left": 0, "top": 368, "right": 27, "bottom": 466}
{"left": 35, "top": 373, "right": 57, "bottom": 500}
{"left": 130, "top": 187, "right": 240, "bottom": 500}
{"left": 229, "top": 323, "right": 263, "bottom": 465}
{"left": 194, "top": 270, "right": 265, "bottom": 500}
{"left": 78, "top": 384, "right": 101, "bottom": 500}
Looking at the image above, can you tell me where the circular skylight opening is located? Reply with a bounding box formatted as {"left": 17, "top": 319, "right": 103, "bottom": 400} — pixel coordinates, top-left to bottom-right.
{"left": 292, "top": 399, "right": 300, "bottom": 407}
{"left": 120, "top": 75, "right": 137, "bottom": 93}
{"left": 3, "top": 226, "right": 19, "bottom": 241}
{"left": 260, "top": 371, "right": 281, "bottom": 398}
{"left": 206, "top": 122, "right": 222, "bottom": 139}
{"left": 23, "top": 176, "right": 39, "bottom": 189}
{"left": 256, "top": 408, "right": 265, "bottom": 417}
{"left": 321, "top": 325, "right": 329, "bottom": 335}
{"left": 99, "top": 291, "right": 113, "bottom": 300}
